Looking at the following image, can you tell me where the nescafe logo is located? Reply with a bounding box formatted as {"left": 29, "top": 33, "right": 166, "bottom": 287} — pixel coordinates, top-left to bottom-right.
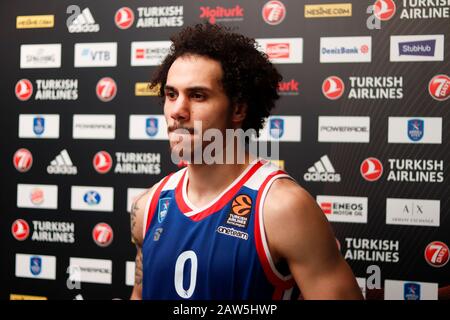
{"left": 12, "top": 219, "right": 30, "bottom": 241}
{"left": 15, "top": 79, "right": 33, "bottom": 101}
{"left": 428, "top": 74, "right": 450, "bottom": 101}
{"left": 322, "top": 76, "right": 345, "bottom": 100}
{"left": 96, "top": 77, "right": 117, "bottom": 102}
{"left": 424, "top": 241, "right": 449, "bottom": 268}
{"left": 93, "top": 151, "right": 113, "bottom": 174}
{"left": 262, "top": 1, "right": 286, "bottom": 25}
{"left": 360, "top": 157, "right": 383, "bottom": 182}
{"left": 373, "top": 0, "right": 396, "bottom": 21}
{"left": 115, "top": 7, "right": 134, "bottom": 29}
{"left": 92, "top": 223, "right": 114, "bottom": 247}
{"left": 13, "top": 148, "right": 33, "bottom": 173}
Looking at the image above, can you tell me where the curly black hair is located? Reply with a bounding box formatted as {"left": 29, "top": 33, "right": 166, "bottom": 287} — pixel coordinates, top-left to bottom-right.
{"left": 150, "top": 23, "right": 282, "bottom": 134}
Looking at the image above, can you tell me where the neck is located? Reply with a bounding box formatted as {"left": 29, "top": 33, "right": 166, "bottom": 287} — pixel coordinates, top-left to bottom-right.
{"left": 185, "top": 152, "right": 254, "bottom": 208}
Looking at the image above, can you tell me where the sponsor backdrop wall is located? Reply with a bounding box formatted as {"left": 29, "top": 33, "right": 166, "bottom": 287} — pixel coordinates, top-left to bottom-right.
{"left": 1, "top": 0, "right": 448, "bottom": 300}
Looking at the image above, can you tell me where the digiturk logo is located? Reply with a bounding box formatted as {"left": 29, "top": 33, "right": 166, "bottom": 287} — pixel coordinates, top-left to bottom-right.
{"left": 66, "top": 6, "right": 100, "bottom": 33}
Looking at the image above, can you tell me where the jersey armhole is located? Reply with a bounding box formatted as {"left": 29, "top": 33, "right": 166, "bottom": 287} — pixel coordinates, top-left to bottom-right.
{"left": 254, "top": 172, "right": 296, "bottom": 297}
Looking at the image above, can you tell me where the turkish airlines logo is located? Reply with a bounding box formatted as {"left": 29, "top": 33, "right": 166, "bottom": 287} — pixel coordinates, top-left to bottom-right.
{"left": 92, "top": 223, "right": 114, "bottom": 247}
{"left": 12, "top": 219, "right": 30, "bottom": 241}
{"left": 262, "top": 1, "right": 286, "bottom": 25}
{"left": 266, "top": 43, "right": 289, "bottom": 59}
{"left": 373, "top": 0, "right": 396, "bottom": 21}
{"left": 93, "top": 151, "right": 113, "bottom": 174}
{"left": 360, "top": 157, "right": 383, "bottom": 181}
{"left": 428, "top": 74, "right": 449, "bottom": 101}
{"left": 13, "top": 148, "right": 33, "bottom": 172}
{"left": 424, "top": 241, "right": 449, "bottom": 268}
{"left": 322, "top": 76, "right": 345, "bottom": 100}
{"left": 15, "top": 79, "right": 33, "bottom": 101}
{"left": 115, "top": 7, "right": 134, "bottom": 29}
{"left": 96, "top": 77, "right": 117, "bottom": 102}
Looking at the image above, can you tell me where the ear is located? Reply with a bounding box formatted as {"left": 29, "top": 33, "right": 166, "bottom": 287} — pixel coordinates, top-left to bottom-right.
{"left": 231, "top": 103, "right": 247, "bottom": 124}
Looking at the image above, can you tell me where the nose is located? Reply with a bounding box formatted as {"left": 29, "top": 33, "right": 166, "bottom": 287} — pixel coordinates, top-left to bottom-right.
{"left": 168, "top": 94, "right": 190, "bottom": 122}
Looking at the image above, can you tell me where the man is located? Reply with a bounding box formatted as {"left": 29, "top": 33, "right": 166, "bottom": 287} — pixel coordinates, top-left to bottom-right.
{"left": 130, "top": 23, "right": 363, "bottom": 300}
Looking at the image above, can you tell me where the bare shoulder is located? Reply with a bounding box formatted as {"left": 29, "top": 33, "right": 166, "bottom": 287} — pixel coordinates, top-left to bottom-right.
{"left": 262, "top": 177, "right": 336, "bottom": 262}
{"left": 130, "top": 185, "right": 157, "bottom": 247}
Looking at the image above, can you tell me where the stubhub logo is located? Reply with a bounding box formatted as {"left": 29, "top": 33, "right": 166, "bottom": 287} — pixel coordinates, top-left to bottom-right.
{"left": 390, "top": 35, "right": 444, "bottom": 62}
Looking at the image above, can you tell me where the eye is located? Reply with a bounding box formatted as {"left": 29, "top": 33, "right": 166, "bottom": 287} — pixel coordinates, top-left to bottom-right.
{"left": 165, "top": 90, "right": 177, "bottom": 101}
{"left": 191, "top": 92, "right": 206, "bottom": 101}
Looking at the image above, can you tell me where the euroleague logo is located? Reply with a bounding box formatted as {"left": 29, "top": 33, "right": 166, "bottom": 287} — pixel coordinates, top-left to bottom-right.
{"left": 424, "top": 241, "right": 449, "bottom": 268}
{"left": 232, "top": 194, "right": 252, "bottom": 216}
{"left": 15, "top": 79, "right": 33, "bottom": 101}
{"left": 360, "top": 157, "right": 383, "bottom": 181}
{"left": 93, "top": 151, "right": 113, "bottom": 174}
{"left": 322, "top": 76, "right": 345, "bottom": 100}
{"left": 96, "top": 77, "right": 117, "bottom": 102}
{"left": 92, "top": 222, "right": 114, "bottom": 247}
{"left": 373, "top": 0, "right": 396, "bottom": 21}
{"left": 13, "top": 148, "right": 33, "bottom": 173}
{"left": 262, "top": 1, "right": 286, "bottom": 25}
{"left": 11, "top": 219, "right": 30, "bottom": 241}
{"left": 115, "top": 7, "right": 134, "bottom": 29}
{"left": 428, "top": 74, "right": 450, "bottom": 101}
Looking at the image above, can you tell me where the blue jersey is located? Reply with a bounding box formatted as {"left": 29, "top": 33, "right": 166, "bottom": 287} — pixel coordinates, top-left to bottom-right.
{"left": 142, "top": 159, "right": 297, "bottom": 300}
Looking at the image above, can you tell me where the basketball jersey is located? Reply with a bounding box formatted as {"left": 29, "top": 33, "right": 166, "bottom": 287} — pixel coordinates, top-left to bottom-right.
{"left": 142, "top": 159, "right": 298, "bottom": 300}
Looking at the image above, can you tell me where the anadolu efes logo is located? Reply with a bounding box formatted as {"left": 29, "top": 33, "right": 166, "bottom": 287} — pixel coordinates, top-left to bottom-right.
{"left": 13, "top": 148, "right": 33, "bottom": 173}
{"left": 373, "top": 0, "right": 396, "bottom": 21}
{"left": 428, "top": 74, "right": 449, "bottom": 101}
{"left": 322, "top": 76, "right": 345, "bottom": 100}
{"left": 424, "top": 241, "right": 449, "bottom": 268}
{"left": 93, "top": 151, "right": 113, "bottom": 174}
{"left": 96, "top": 77, "right": 117, "bottom": 102}
{"left": 115, "top": 7, "right": 134, "bottom": 29}
{"left": 15, "top": 79, "right": 33, "bottom": 101}
{"left": 92, "top": 223, "right": 114, "bottom": 247}
{"left": 262, "top": 1, "right": 286, "bottom": 25}
{"left": 11, "top": 219, "right": 30, "bottom": 241}
{"left": 360, "top": 157, "right": 383, "bottom": 181}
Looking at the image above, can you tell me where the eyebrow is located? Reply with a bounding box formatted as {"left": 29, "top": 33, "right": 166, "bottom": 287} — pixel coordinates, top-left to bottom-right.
{"left": 164, "top": 85, "right": 213, "bottom": 93}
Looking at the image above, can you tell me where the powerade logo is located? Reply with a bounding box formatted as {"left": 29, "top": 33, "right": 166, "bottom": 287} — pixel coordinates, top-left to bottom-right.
{"left": 404, "top": 283, "right": 421, "bottom": 300}
{"left": 399, "top": 39, "right": 435, "bottom": 56}
{"left": 407, "top": 119, "right": 424, "bottom": 142}
{"left": 83, "top": 191, "right": 101, "bottom": 205}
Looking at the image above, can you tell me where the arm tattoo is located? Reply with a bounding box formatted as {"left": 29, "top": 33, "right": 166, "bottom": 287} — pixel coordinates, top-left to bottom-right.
{"left": 135, "top": 248, "right": 143, "bottom": 286}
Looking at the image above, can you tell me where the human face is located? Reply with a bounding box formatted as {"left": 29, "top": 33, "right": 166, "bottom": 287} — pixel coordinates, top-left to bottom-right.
{"left": 164, "top": 54, "right": 232, "bottom": 161}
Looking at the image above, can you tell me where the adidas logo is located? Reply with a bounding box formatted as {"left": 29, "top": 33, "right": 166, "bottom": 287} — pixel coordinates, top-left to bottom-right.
{"left": 47, "top": 149, "right": 78, "bottom": 175}
{"left": 68, "top": 7, "right": 100, "bottom": 33}
{"left": 303, "top": 155, "right": 341, "bottom": 182}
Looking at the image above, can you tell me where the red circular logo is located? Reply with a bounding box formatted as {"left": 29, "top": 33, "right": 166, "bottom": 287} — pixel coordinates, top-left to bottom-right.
{"left": 360, "top": 157, "right": 383, "bottom": 181}
{"left": 93, "top": 151, "right": 113, "bottom": 174}
{"left": 322, "top": 76, "right": 345, "bottom": 100}
{"left": 13, "top": 148, "right": 33, "bottom": 173}
{"left": 15, "top": 79, "right": 33, "bottom": 101}
{"left": 428, "top": 74, "right": 450, "bottom": 101}
{"left": 262, "top": 1, "right": 286, "bottom": 25}
{"left": 360, "top": 45, "right": 369, "bottom": 54}
{"left": 92, "top": 223, "right": 114, "bottom": 247}
{"left": 96, "top": 77, "right": 117, "bottom": 102}
{"left": 12, "top": 219, "right": 30, "bottom": 241}
{"left": 373, "top": 0, "right": 396, "bottom": 21}
{"left": 425, "top": 241, "right": 449, "bottom": 268}
{"left": 30, "top": 188, "right": 44, "bottom": 205}
{"left": 115, "top": 7, "right": 134, "bottom": 29}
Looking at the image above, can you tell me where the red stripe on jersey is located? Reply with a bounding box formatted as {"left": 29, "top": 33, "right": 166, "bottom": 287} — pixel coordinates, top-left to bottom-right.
{"left": 175, "top": 160, "right": 265, "bottom": 221}
{"left": 144, "top": 174, "right": 173, "bottom": 236}
{"left": 254, "top": 171, "right": 295, "bottom": 292}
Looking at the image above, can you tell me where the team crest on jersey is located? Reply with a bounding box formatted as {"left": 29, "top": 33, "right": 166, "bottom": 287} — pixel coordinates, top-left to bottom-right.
{"left": 224, "top": 194, "right": 252, "bottom": 229}
{"left": 157, "top": 197, "right": 171, "bottom": 223}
